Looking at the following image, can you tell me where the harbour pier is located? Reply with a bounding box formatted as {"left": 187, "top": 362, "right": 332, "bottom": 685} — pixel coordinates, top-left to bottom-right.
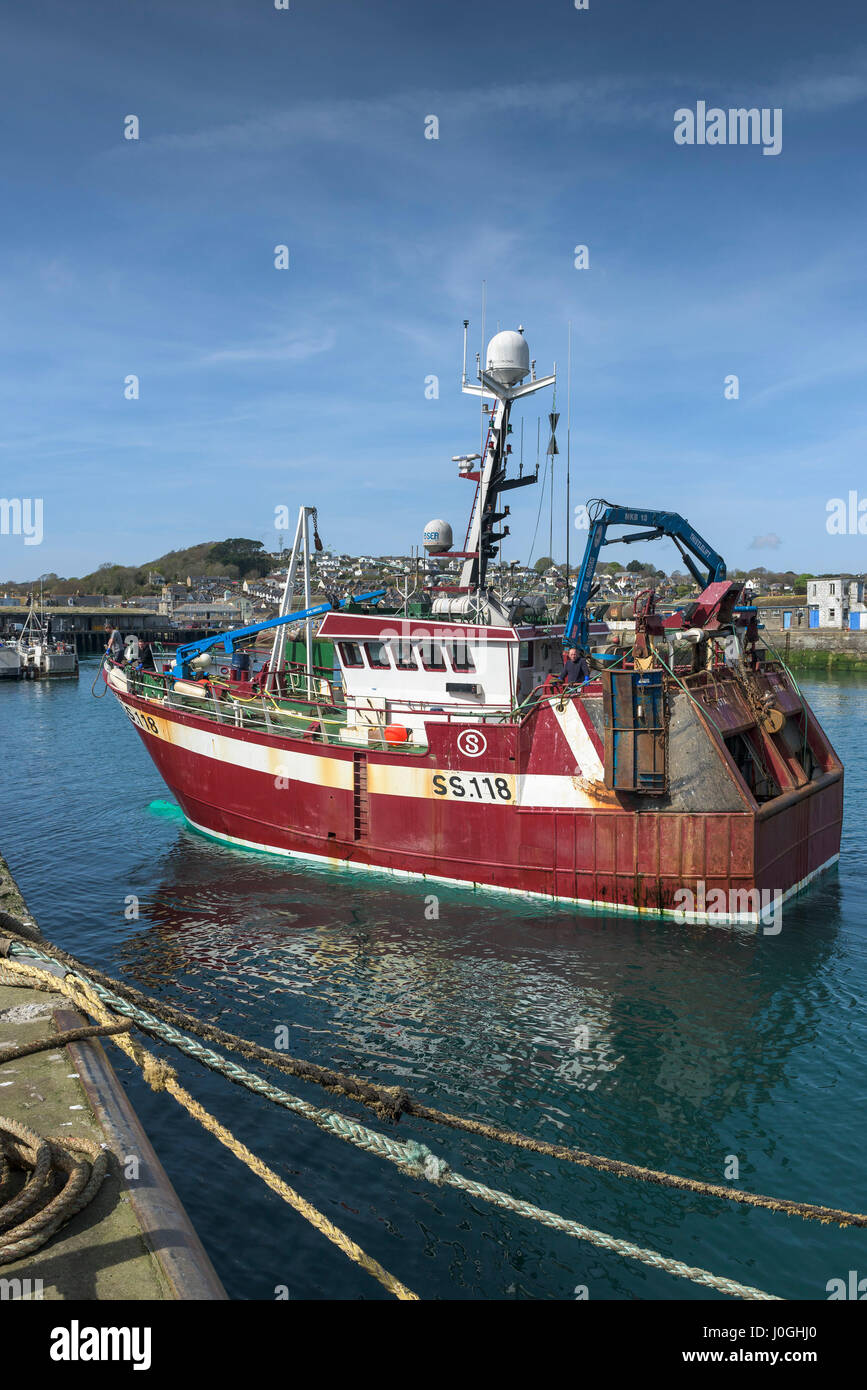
{"left": 0, "top": 852, "right": 224, "bottom": 1300}
{"left": 0, "top": 604, "right": 214, "bottom": 656}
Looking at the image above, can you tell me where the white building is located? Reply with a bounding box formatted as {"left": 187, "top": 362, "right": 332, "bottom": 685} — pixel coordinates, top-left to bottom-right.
{"left": 807, "top": 576, "right": 867, "bottom": 629}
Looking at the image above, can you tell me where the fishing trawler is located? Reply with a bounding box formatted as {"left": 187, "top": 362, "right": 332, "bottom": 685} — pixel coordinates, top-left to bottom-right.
{"left": 104, "top": 323, "right": 842, "bottom": 923}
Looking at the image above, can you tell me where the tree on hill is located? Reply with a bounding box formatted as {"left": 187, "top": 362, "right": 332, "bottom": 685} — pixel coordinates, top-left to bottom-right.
{"left": 534, "top": 556, "right": 555, "bottom": 573}
{"left": 208, "top": 539, "right": 267, "bottom": 580}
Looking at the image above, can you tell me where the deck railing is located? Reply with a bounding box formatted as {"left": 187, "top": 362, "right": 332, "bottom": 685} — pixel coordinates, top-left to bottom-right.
{"left": 117, "top": 648, "right": 788, "bottom": 752}
{"left": 120, "top": 666, "right": 531, "bottom": 749}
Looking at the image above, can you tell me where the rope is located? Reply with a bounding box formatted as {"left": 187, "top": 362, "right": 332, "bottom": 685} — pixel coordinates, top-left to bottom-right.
{"left": 0, "top": 1118, "right": 108, "bottom": 1265}
{"left": 438, "top": 1163, "right": 779, "bottom": 1300}
{"left": 72, "top": 974, "right": 417, "bottom": 1301}
{"left": 90, "top": 653, "right": 109, "bottom": 698}
{"left": 1, "top": 932, "right": 410, "bottom": 1120}
{"left": 0, "top": 963, "right": 122, "bottom": 1264}
{"left": 0, "top": 957, "right": 415, "bottom": 1299}
{"left": 3, "top": 929, "right": 863, "bottom": 1231}
{"left": 4, "top": 957, "right": 779, "bottom": 1300}
{"left": 0, "top": 1019, "right": 133, "bottom": 1063}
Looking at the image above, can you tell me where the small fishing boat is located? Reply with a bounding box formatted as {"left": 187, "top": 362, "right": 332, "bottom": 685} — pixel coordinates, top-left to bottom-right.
{"left": 16, "top": 604, "right": 79, "bottom": 679}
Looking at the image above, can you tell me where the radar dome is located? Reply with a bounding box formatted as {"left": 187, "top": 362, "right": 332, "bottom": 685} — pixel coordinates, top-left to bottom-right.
{"left": 485, "top": 327, "right": 530, "bottom": 387}
{"left": 423, "top": 519, "right": 453, "bottom": 555}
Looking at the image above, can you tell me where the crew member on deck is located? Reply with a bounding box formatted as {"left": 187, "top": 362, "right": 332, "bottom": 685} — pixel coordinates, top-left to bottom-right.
{"left": 106, "top": 628, "right": 123, "bottom": 662}
{"left": 563, "top": 646, "right": 590, "bottom": 685}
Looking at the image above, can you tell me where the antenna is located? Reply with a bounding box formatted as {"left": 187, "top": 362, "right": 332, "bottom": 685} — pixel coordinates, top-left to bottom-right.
{"left": 479, "top": 281, "right": 487, "bottom": 457}
{"left": 461, "top": 319, "right": 469, "bottom": 386}
{"left": 566, "top": 320, "right": 572, "bottom": 581}
{"left": 478, "top": 282, "right": 486, "bottom": 612}
{"left": 549, "top": 365, "right": 556, "bottom": 563}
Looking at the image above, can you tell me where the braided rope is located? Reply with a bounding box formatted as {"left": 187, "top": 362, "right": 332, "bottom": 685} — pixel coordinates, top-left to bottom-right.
{"left": 5, "top": 932, "right": 863, "bottom": 1230}
{"left": 1, "top": 960, "right": 415, "bottom": 1300}
{"left": 4, "top": 954, "right": 780, "bottom": 1299}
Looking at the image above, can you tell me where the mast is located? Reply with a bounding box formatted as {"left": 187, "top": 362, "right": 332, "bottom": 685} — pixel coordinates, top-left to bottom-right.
{"left": 459, "top": 325, "right": 556, "bottom": 593}
{"left": 566, "top": 320, "right": 572, "bottom": 583}
{"left": 267, "top": 505, "right": 318, "bottom": 697}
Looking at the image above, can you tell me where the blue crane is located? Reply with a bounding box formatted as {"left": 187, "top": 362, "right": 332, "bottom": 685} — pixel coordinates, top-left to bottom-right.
{"left": 170, "top": 590, "right": 386, "bottom": 679}
{"left": 564, "top": 501, "right": 726, "bottom": 649}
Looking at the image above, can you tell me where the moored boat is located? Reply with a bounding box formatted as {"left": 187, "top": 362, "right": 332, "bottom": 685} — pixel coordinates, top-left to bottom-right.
{"left": 0, "top": 644, "right": 22, "bottom": 680}
{"left": 104, "top": 322, "right": 842, "bottom": 923}
{"left": 16, "top": 604, "right": 79, "bottom": 679}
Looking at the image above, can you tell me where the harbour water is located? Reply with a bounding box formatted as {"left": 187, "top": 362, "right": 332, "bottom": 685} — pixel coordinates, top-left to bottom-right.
{"left": 2, "top": 659, "right": 864, "bottom": 1299}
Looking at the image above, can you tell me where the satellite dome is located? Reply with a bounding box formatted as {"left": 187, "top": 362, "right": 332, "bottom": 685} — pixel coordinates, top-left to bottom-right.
{"left": 486, "top": 327, "right": 530, "bottom": 387}
{"left": 423, "top": 519, "right": 453, "bottom": 555}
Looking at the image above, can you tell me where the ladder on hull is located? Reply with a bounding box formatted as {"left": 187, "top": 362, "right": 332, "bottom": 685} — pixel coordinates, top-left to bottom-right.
{"left": 353, "top": 753, "right": 369, "bottom": 840}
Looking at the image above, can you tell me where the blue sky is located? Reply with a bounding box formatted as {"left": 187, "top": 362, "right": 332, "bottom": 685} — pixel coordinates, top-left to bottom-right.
{"left": 1, "top": 0, "right": 866, "bottom": 581}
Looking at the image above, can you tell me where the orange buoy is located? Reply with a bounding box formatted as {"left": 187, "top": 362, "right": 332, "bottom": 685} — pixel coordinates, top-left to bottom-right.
{"left": 384, "top": 724, "right": 410, "bottom": 744}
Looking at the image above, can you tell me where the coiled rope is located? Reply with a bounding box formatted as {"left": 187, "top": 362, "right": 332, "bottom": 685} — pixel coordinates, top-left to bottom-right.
{"left": 0, "top": 1008, "right": 135, "bottom": 1263}
{"left": 0, "top": 1117, "right": 109, "bottom": 1266}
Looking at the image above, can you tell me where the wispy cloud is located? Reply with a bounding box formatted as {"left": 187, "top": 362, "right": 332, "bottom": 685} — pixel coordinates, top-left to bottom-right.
{"left": 196, "top": 329, "right": 337, "bottom": 366}
{"left": 771, "top": 49, "right": 867, "bottom": 112}
{"left": 125, "top": 48, "right": 867, "bottom": 165}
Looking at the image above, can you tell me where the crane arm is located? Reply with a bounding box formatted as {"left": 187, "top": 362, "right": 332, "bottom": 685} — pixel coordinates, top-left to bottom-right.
{"left": 564, "top": 504, "right": 726, "bottom": 648}
{"left": 171, "top": 590, "right": 385, "bottom": 678}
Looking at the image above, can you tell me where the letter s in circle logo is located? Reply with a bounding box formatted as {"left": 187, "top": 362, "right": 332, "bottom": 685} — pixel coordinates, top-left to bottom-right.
{"left": 457, "top": 729, "right": 487, "bottom": 758}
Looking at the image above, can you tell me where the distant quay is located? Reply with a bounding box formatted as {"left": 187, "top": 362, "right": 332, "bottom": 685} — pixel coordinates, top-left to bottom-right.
{"left": 0, "top": 604, "right": 211, "bottom": 655}
{"left": 776, "top": 629, "right": 867, "bottom": 670}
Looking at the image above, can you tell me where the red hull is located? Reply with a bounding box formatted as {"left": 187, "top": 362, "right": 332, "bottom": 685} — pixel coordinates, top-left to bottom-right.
{"left": 114, "top": 679, "right": 843, "bottom": 921}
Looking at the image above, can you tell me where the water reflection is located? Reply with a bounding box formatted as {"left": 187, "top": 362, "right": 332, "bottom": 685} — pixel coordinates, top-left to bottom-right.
{"left": 112, "top": 822, "right": 840, "bottom": 1153}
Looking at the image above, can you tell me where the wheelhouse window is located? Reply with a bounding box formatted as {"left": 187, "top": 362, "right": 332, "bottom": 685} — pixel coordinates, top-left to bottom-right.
{"left": 519, "top": 641, "right": 533, "bottom": 668}
{"left": 419, "top": 640, "right": 446, "bottom": 670}
{"left": 393, "top": 641, "right": 418, "bottom": 670}
{"left": 449, "top": 641, "right": 475, "bottom": 672}
{"left": 338, "top": 642, "right": 363, "bottom": 667}
{"left": 365, "top": 641, "right": 391, "bottom": 669}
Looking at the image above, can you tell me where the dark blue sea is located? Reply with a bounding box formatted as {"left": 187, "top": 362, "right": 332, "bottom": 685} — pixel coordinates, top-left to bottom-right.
{"left": 1, "top": 660, "right": 864, "bottom": 1299}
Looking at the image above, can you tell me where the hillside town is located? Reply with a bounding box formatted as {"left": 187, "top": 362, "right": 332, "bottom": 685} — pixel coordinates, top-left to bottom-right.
{"left": 1, "top": 538, "right": 861, "bottom": 646}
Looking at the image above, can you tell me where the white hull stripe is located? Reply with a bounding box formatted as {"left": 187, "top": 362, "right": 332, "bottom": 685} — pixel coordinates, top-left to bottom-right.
{"left": 548, "top": 697, "right": 605, "bottom": 781}
{"left": 119, "top": 692, "right": 606, "bottom": 809}
{"left": 121, "top": 695, "right": 353, "bottom": 790}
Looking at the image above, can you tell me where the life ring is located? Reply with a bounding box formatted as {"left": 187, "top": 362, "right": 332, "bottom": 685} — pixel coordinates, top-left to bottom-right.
{"left": 219, "top": 666, "right": 230, "bottom": 676}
